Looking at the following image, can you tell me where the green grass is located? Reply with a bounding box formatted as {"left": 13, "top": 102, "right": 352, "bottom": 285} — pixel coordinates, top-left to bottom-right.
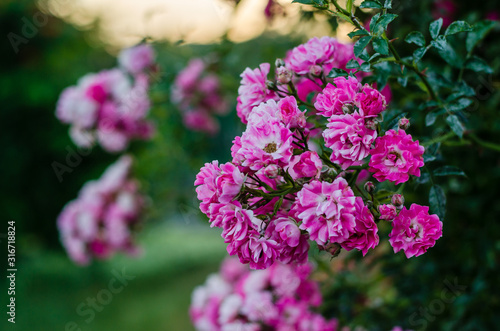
{"left": 8, "top": 224, "right": 227, "bottom": 331}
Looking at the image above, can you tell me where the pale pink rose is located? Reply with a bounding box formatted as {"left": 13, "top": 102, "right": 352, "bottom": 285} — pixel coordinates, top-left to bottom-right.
{"left": 57, "top": 156, "right": 144, "bottom": 265}
{"left": 183, "top": 109, "right": 219, "bottom": 135}
{"left": 277, "top": 96, "right": 306, "bottom": 128}
{"left": 237, "top": 63, "right": 277, "bottom": 124}
{"left": 194, "top": 161, "right": 221, "bottom": 216}
{"left": 118, "top": 43, "right": 156, "bottom": 74}
{"left": 274, "top": 217, "right": 302, "bottom": 248}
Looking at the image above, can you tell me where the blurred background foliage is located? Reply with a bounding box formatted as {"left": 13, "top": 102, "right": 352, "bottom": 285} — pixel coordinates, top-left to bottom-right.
{"left": 0, "top": 0, "right": 499, "bottom": 330}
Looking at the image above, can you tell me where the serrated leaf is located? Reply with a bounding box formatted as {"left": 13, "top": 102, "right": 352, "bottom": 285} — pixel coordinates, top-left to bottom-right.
{"left": 360, "top": 0, "right": 382, "bottom": 9}
{"left": 447, "top": 98, "right": 473, "bottom": 112}
{"left": 328, "top": 68, "right": 348, "bottom": 78}
{"left": 369, "top": 53, "right": 382, "bottom": 62}
{"left": 348, "top": 30, "right": 369, "bottom": 39}
{"left": 464, "top": 56, "right": 494, "bottom": 73}
{"left": 430, "top": 18, "right": 443, "bottom": 39}
{"left": 405, "top": 31, "right": 426, "bottom": 47}
{"left": 466, "top": 20, "right": 498, "bottom": 53}
{"left": 375, "top": 14, "right": 398, "bottom": 32}
{"left": 359, "top": 62, "right": 371, "bottom": 72}
{"left": 372, "top": 37, "right": 389, "bottom": 55}
{"left": 433, "top": 166, "right": 466, "bottom": 177}
{"left": 445, "top": 20, "right": 472, "bottom": 35}
{"left": 446, "top": 115, "right": 465, "bottom": 138}
{"left": 454, "top": 81, "right": 476, "bottom": 97}
{"left": 431, "top": 36, "right": 463, "bottom": 68}
{"left": 413, "top": 45, "right": 430, "bottom": 62}
{"left": 370, "top": 13, "right": 382, "bottom": 33}
{"left": 346, "top": 59, "right": 360, "bottom": 69}
{"left": 354, "top": 36, "right": 372, "bottom": 57}
{"left": 358, "top": 49, "right": 370, "bottom": 61}
{"left": 429, "top": 185, "right": 446, "bottom": 220}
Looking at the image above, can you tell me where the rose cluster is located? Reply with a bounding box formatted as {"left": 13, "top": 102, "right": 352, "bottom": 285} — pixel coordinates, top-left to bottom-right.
{"left": 190, "top": 257, "right": 338, "bottom": 331}
{"left": 171, "top": 58, "right": 229, "bottom": 135}
{"left": 57, "top": 155, "right": 144, "bottom": 265}
{"left": 56, "top": 44, "right": 156, "bottom": 152}
{"left": 195, "top": 36, "right": 443, "bottom": 269}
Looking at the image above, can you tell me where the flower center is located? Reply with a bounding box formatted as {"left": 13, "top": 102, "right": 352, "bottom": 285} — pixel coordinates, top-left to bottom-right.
{"left": 263, "top": 142, "right": 277, "bottom": 153}
{"left": 387, "top": 151, "right": 401, "bottom": 162}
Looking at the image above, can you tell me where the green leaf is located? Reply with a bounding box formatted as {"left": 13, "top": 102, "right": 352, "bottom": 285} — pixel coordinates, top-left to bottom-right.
{"left": 447, "top": 98, "right": 473, "bottom": 112}
{"left": 423, "top": 154, "right": 436, "bottom": 163}
{"left": 372, "top": 37, "right": 389, "bottom": 55}
{"left": 405, "top": 31, "right": 425, "bottom": 47}
{"left": 374, "top": 189, "right": 395, "bottom": 201}
{"left": 397, "top": 76, "right": 408, "bottom": 87}
{"left": 413, "top": 45, "right": 430, "bottom": 62}
{"left": 372, "top": 61, "right": 391, "bottom": 87}
{"left": 446, "top": 115, "right": 466, "bottom": 138}
{"left": 445, "top": 21, "right": 472, "bottom": 35}
{"left": 348, "top": 30, "right": 369, "bottom": 39}
{"left": 416, "top": 172, "right": 430, "bottom": 184}
{"left": 360, "top": 0, "right": 382, "bottom": 9}
{"left": 328, "top": 68, "right": 348, "bottom": 78}
{"left": 375, "top": 14, "right": 398, "bottom": 32}
{"left": 370, "top": 13, "right": 382, "bottom": 33}
{"left": 292, "top": 0, "right": 326, "bottom": 6}
{"left": 426, "top": 142, "right": 441, "bottom": 156}
{"left": 429, "top": 18, "right": 443, "bottom": 39}
{"left": 346, "top": 59, "right": 360, "bottom": 69}
{"left": 354, "top": 36, "right": 372, "bottom": 57}
{"left": 466, "top": 20, "right": 498, "bottom": 53}
{"left": 464, "top": 56, "right": 494, "bottom": 74}
{"left": 384, "top": 0, "right": 392, "bottom": 9}
{"left": 358, "top": 49, "right": 370, "bottom": 61}
{"left": 425, "top": 111, "right": 438, "bottom": 126}
{"left": 429, "top": 185, "right": 446, "bottom": 220}
{"left": 431, "top": 36, "right": 463, "bottom": 68}
{"left": 359, "top": 62, "right": 371, "bottom": 72}
{"left": 433, "top": 166, "right": 466, "bottom": 177}
{"left": 346, "top": 0, "right": 353, "bottom": 13}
